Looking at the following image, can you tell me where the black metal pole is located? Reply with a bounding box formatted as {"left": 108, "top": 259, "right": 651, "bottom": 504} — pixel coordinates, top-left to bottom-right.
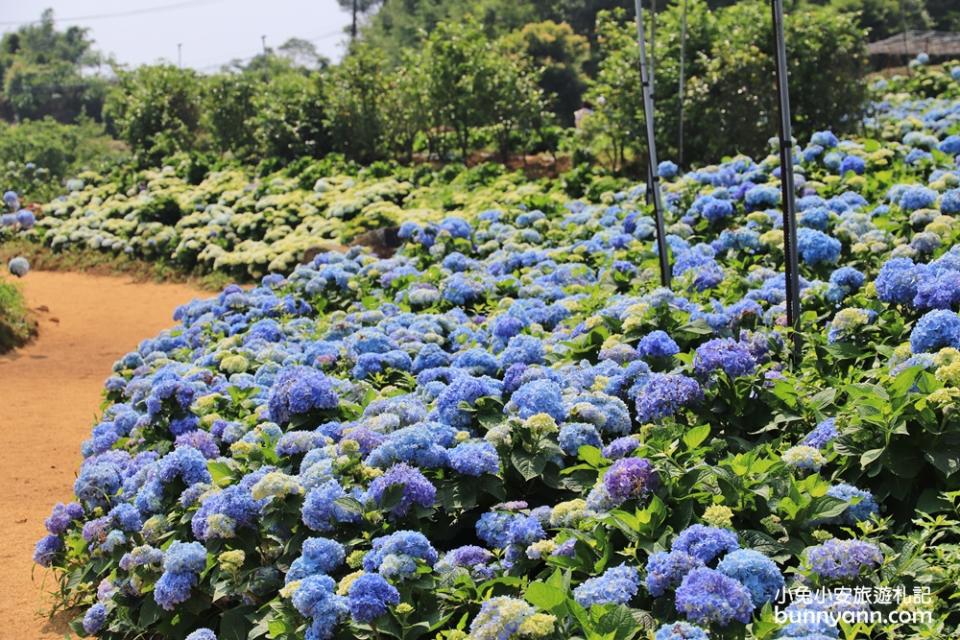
{"left": 771, "top": 0, "right": 801, "bottom": 363}
{"left": 634, "top": 0, "right": 671, "bottom": 288}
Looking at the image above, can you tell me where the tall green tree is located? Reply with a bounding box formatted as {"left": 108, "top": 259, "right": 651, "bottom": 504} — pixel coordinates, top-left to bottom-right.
{"left": 203, "top": 73, "right": 259, "bottom": 157}
{"left": 421, "top": 20, "right": 500, "bottom": 160}
{"left": 103, "top": 65, "right": 202, "bottom": 166}
{"left": 503, "top": 21, "right": 589, "bottom": 125}
{"left": 580, "top": 9, "right": 645, "bottom": 173}
{"left": 380, "top": 52, "right": 429, "bottom": 163}
{"left": 250, "top": 71, "right": 328, "bottom": 162}
{"left": 325, "top": 45, "right": 387, "bottom": 164}
{"left": 0, "top": 9, "right": 107, "bottom": 123}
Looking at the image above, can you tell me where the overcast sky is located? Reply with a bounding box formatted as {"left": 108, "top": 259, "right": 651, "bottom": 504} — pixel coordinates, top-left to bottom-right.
{"left": 1, "top": 0, "right": 354, "bottom": 71}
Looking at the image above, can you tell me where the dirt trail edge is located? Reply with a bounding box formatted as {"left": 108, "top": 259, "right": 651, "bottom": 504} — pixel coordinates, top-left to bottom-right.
{"left": 0, "top": 271, "right": 206, "bottom": 639}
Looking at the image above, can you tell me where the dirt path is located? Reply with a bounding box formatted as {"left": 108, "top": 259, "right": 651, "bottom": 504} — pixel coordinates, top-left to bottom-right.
{"left": 0, "top": 271, "right": 206, "bottom": 638}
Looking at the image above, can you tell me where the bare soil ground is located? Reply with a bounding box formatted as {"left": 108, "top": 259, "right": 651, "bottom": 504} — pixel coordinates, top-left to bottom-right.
{"left": 0, "top": 271, "right": 205, "bottom": 638}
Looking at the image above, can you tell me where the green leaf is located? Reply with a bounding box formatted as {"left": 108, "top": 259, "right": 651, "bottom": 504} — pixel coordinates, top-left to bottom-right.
{"left": 769, "top": 380, "right": 799, "bottom": 408}
{"left": 138, "top": 598, "right": 162, "bottom": 628}
{"left": 859, "top": 448, "right": 884, "bottom": 468}
{"left": 578, "top": 445, "right": 604, "bottom": 467}
{"left": 525, "top": 581, "right": 567, "bottom": 612}
{"left": 208, "top": 460, "right": 233, "bottom": 486}
{"left": 925, "top": 450, "right": 960, "bottom": 478}
{"left": 333, "top": 496, "right": 364, "bottom": 515}
{"left": 220, "top": 606, "right": 254, "bottom": 640}
{"left": 806, "top": 496, "right": 849, "bottom": 521}
{"left": 591, "top": 604, "right": 641, "bottom": 640}
{"left": 511, "top": 450, "right": 546, "bottom": 481}
{"left": 682, "top": 424, "right": 710, "bottom": 450}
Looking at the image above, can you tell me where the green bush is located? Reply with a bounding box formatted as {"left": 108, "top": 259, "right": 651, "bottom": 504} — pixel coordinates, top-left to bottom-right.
{"left": 0, "top": 278, "right": 34, "bottom": 352}
{"left": 0, "top": 117, "right": 127, "bottom": 201}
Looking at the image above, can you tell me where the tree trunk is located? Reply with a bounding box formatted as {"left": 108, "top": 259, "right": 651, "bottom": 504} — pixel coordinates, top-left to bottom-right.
{"left": 351, "top": 0, "right": 358, "bottom": 40}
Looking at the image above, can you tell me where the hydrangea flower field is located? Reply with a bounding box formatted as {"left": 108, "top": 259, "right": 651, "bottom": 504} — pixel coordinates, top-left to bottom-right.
{"left": 26, "top": 64, "right": 960, "bottom": 640}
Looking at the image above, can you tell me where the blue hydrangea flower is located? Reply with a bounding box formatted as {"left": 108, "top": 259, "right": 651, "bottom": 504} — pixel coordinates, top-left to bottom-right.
{"left": 8, "top": 256, "right": 29, "bottom": 277}
{"left": 433, "top": 375, "right": 502, "bottom": 428}
{"left": 287, "top": 537, "right": 346, "bottom": 582}
{"left": 671, "top": 525, "right": 740, "bottom": 563}
{"left": 45, "top": 502, "right": 84, "bottom": 535}
{"left": 500, "top": 335, "right": 545, "bottom": 369}
{"left": 573, "top": 565, "right": 641, "bottom": 607}
{"left": 558, "top": 422, "right": 602, "bottom": 456}
{"left": 838, "top": 155, "right": 865, "bottom": 175}
{"left": 802, "top": 418, "right": 837, "bottom": 449}
{"left": 910, "top": 309, "right": 960, "bottom": 353}
{"left": 448, "top": 441, "right": 500, "bottom": 476}
{"left": 602, "top": 436, "right": 640, "bottom": 460}
{"left": 659, "top": 161, "right": 679, "bottom": 179}
{"left": 654, "top": 622, "right": 710, "bottom": 640}
{"left": 797, "top": 228, "right": 841, "bottom": 266}
{"left": 635, "top": 374, "right": 703, "bottom": 422}
{"left": 268, "top": 366, "right": 339, "bottom": 424}
{"left": 437, "top": 545, "right": 496, "bottom": 580}
{"left": 163, "top": 541, "right": 207, "bottom": 574}
{"left": 674, "top": 567, "right": 754, "bottom": 626}
{"left": 510, "top": 379, "right": 565, "bottom": 421}
{"left": 192, "top": 484, "right": 260, "bottom": 540}
{"left": 638, "top": 330, "right": 680, "bottom": 359}
{"left": 506, "top": 513, "right": 546, "bottom": 547}
{"left": 83, "top": 603, "right": 108, "bottom": 635}
{"left": 826, "top": 483, "right": 879, "bottom": 524}
{"left": 292, "top": 574, "right": 348, "bottom": 638}
{"left": 940, "top": 188, "right": 960, "bottom": 214}
{"left": 811, "top": 131, "right": 839, "bottom": 148}
{"left": 347, "top": 573, "right": 400, "bottom": 623}
{"left": 745, "top": 185, "right": 780, "bottom": 209}
{"left": 363, "top": 531, "right": 438, "bottom": 580}
{"left": 876, "top": 258, "right": 922, "bottom": 305}
{"left": 34, "top": 534, "right": 63, "bottom": 566}
{"left": 913, "top": 271, "right": 960, "bottom": 310}
{"left": 302, "top": 480, "right": 360, "bottom": 532}
{"left": 645, "top": 550, "right": 704, "bottom": 597}
{"left": 476, "top": 510, "right": 518, "bottom": 548}
{"left": 899, "top": 186, "right": 937, "bottom": 211}
{"left": 716, "top": 549, "right": 784, "bottom": 605}
{"left": 693, "top": 338, "right": 757, "bottom": 378}
{"left": 154, "top": 570, "right": 198, "bottom": 610}
{"left": 185, "top": 630, "right": 218, "bottom": 640}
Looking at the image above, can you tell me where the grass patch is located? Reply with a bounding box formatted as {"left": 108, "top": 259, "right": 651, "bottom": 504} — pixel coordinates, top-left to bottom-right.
{"left": 0, "top": 239, "right": 232, "bottom": 292}
{"left": 0, "top": 278, "right": 36, "bottom": 353}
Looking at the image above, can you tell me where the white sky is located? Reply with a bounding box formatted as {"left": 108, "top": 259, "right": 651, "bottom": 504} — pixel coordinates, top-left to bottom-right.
{"left": 0, "top": 0, "right": 354, "bottom": 71}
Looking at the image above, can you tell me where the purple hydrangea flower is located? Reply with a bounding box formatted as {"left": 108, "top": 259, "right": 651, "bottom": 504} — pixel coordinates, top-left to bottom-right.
{"left": 367, "top": 463, "right": 436, "bottom": 517}
{"left": 806, "top": 539, "right": 882, "bottom": 580}
{"left": 603, "top": 457, "right": 658, "bottom": 503}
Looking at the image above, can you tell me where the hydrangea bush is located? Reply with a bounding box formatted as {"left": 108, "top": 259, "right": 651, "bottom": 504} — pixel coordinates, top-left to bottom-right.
{"left": 32, "top": 64, "right": 960, "bottom": 639}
